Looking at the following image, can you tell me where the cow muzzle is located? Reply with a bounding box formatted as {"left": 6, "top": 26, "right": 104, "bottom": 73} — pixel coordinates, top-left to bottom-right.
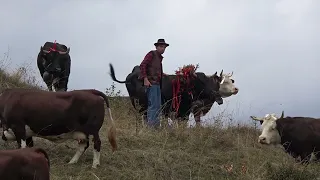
{"left": 216, "top": 97, "right": 223, "bottom": 105}
{"left": 258, "top": 136, "right": 267, "bottom": 144}
{"left": 233, "top": 87, "right": 239, "bottom": 95}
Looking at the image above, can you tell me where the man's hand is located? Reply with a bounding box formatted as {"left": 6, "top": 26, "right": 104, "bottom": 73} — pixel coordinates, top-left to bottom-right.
{"left": 144, "top": 77, "right": 152, "bottom": 87}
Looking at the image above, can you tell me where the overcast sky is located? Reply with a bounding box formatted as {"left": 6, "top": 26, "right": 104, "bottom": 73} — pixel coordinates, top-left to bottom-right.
{"left": 0, "top": 0, "right": 319, "bottom": 126}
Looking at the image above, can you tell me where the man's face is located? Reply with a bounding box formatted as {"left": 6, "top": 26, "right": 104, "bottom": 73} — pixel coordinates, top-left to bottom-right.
{"left": 156, "top": 45, "right": 167, "bottom": 54}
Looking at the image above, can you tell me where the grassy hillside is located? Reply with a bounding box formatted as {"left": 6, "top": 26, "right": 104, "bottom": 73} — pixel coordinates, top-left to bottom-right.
{"left": 0, "top": 56, "right": 320, "bottom": 180}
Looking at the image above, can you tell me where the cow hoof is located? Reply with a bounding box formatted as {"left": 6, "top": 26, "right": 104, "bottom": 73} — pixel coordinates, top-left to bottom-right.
{"left": 92, "top": 163, "right": 100, "bottom": 169}
{"left": 68, "top": 159, "right": 78, "bottom": 164}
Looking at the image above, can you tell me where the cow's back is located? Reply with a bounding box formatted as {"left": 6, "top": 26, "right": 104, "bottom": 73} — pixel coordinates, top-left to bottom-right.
{"left": 0, "top": 148, "right": 50, "bottom": 180}
{"left": 42, "top": 41, "right": 68, "bottom": 52}
{"left": 277, "top": 117, "right": 320, "bottom": 152}
{"left": 2, "top": 89, "right": 102, "bottom": 135}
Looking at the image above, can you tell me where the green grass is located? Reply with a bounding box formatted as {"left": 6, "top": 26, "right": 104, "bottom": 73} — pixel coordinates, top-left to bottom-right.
{"left": 0, "top": 53, "right": 320, "bottom": 180}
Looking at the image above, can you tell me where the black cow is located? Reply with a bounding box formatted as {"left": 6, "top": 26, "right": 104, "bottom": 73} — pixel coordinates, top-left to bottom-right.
{"left": 0, "top": 88, "right": 117, "bottom": 168}
{"left": 37, "top": 41, "right": 71, "bottom": 92}
{"left": 250, "top": 111, "right": 320, "bottom": 164}
{"left": 109, "top": 63, "right": 224, "bottom": 126}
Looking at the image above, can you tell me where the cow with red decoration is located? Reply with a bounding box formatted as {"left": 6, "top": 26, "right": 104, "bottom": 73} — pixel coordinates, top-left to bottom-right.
{"left": 37, "top": 41, "right": 71, "bottom": 92}
{"left": 109, "top": 63, "right": 225, "bottom": 126}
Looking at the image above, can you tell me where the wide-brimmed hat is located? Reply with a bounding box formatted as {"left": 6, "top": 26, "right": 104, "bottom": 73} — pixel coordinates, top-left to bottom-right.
{"left": 154, "top": 39, "right": 169, "bottom": 47}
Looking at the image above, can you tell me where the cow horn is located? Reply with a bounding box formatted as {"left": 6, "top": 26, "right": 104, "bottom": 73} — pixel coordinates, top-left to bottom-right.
{"left": 58, "top": 47, "right": 70, "bottom": 55}
{"left": 279, "top": 111, "right": 284, "bottom": 119}
{"left": 228, "top": 71, "right": 233, "bottom": 77}
{"left": 220, "top": 76, "right": 225, "bottom": 84}
{"left": 250, "top": 116, "right": 263, "bottom": 121}
{"left": 193, "top": 72, "right": 197, "bottom": 77}
{"left": 213, "top": 71, "right": 217, "bottom": 76}
{"left": 220, "top": 70, "right": 223, "bottom": 77}
{"left": 41, "top": 46, "right": 50, "bottom": 53}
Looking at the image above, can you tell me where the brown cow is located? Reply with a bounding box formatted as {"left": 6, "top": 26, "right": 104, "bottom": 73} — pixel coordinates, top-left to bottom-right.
{"left": 0, "top": 147, "right": 50, "bottom": 180}
{"left": 250, "top": 111, "right": 320, "bottom": 164}
{"left": 0, "top": 88, "right": 117, "bottom": 168}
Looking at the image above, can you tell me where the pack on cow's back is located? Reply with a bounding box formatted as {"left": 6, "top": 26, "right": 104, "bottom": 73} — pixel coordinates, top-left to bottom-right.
{"left": 41, "top": 41, "right": 69, "bottom": 53}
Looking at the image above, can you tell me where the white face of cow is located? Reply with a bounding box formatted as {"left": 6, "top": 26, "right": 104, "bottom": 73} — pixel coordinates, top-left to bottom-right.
{"left": 250, "top": 111, "right": 284, "bottom": 145}
{"left": 218, "top": 71, "right": 239, "bottom": 98}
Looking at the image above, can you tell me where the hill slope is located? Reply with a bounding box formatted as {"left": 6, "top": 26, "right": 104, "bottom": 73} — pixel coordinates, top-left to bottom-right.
{"left": 0, "top": 58, "right": 319, "bottom": 180}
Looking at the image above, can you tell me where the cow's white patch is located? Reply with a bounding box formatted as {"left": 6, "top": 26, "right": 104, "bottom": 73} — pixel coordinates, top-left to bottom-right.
{"left": 218, "top": 72, "right": 239, "bottom": 98}
{"left": 68, "top": 143, "right": 87, "bottom": 164}
{"left": 25, "top": 124, "right": 86, "bottom": 143}
{"left": 20, "top": 140, "right": 27, "bottom": 148}
{"left": 25, "top": 125, "right": 35, "bottom": 137}
{"left": 253, "top": 114, "right": 281, "bottom": 145}
{"left": 42, "top": 131, "right": 86, "bottom": 143}
{"left": 4, "top": 129, "right": 16, "bottom": 141}
{"left": 4, "top": 125, "right": 86, "bottom": 144}
{"left": 92, "top": 149, "right": 100, "bottom": 168}
{"left": 167, "top": 118, "right": 173, "bottom": 127}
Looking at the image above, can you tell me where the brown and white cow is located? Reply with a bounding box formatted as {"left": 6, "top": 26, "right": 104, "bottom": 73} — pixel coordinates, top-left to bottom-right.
{"left": 0, "top": 88, "right": 117, "bottom": 168}
{"left": 0, "top": 147, "right": 50, "bottom": 180}
{"left": 250, "top": 111, "right": 320, "bottom": 163}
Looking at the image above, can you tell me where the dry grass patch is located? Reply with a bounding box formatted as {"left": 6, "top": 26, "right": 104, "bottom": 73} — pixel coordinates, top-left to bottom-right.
{"left": 0, "top": 53, "right": 320, "bottom": 179}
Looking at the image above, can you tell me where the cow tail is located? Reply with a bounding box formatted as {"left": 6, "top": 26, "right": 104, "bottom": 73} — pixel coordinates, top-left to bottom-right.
{"left": 109, "top": 63, "right": 127, "bottom": 83}
{"left": 91, "top": 89, "right": 117, "bottom": 152}
{"left": 34, "top": 148, "right": 50, "bottom": 168}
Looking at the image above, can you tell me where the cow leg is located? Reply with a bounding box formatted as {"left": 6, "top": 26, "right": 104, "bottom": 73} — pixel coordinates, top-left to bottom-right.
{"left": 54, "top": 79, "right": 66, "bottom": 92}
{"left": 139, "top": 108, "right": 147, "bottom": 127}
{"left": 300, "top": 152, "right": 312, "bottom": 165}
{"left": 11, "top": 126, "right": 27, "bottom": 148}
{"left": 141, "top": 114, "right": 147, "bottom": 127}
{"left": 167, "top": 117, "right": 173, "bottom": 128}
{"left": 43, "top": 72, "right": 53, "bottom": 91}
{"left": 92, "top": 133, "right": 102, "bottom": 168}
{"left": 194, "top": 113, "right": 202, "bottom": 127}
{"left": 26, "top": 137, "right": 34, "bottom": 147}
{"left": 68, "top": 136, "right": 89, "bottom": 165}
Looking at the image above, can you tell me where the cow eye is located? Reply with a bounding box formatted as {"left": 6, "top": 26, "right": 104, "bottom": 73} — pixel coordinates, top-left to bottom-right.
{"left": 231, "top": 79, "right": 235, "bottom": 83}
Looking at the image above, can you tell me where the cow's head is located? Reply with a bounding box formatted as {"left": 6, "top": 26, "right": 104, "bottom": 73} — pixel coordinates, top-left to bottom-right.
{"left": 212, "top": 70, "right": 239, "bottom": 98}
{"left": 40, "top": 46, "right": 70, "bottom": 75}
{"left": 250, "top": 111, "right": 284, "bottom": 145}
{"left": 193, "top": 72, "right": 223, "bottom": 105}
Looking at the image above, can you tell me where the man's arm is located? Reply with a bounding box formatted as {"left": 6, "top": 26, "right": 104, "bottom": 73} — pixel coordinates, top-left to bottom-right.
{"left": 140, "top": 51, "right": 153, "bottom": 79}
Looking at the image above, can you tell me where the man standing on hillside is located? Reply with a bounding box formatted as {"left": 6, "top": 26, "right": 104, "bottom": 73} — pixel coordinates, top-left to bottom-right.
{"left": 139, "top": 39, "right": 169, "bottom": 128}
